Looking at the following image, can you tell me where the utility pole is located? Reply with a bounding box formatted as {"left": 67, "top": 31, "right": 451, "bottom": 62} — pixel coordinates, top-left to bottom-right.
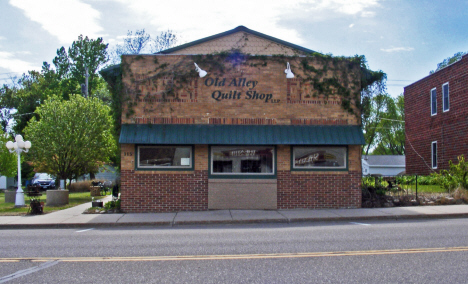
{"left": 84, "top": 66, "right": 89, "bottom": 98}
{"left": 81, "top": 66, "right": 89, "bottom": 98}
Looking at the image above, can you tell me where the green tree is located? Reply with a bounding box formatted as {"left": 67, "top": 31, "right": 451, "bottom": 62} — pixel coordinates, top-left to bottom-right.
{"left": 0, "top": 36, "right": 111, "bottom": 134}
{"left": 24, "top": 95, "right": 116, "bottom": 185}
{"left": 0, "top": 129, "right": 17, "bottom": 177}
{"left": 0, "top": 66, "right": 62, "bottom": 133}
{"left": 432, "top": 155, "right": 468, "bottom": 192}
{"left": 53, "top": 35, "right": 109, "bottom": 97}
{"left": 362, "top": 93, "right": 391, "bottom": 155}
{"left": 430, "top": 51, "right": 467, "bottom": 74}
{"left": 372, "top": 94, "right": 405, "bottom": 155}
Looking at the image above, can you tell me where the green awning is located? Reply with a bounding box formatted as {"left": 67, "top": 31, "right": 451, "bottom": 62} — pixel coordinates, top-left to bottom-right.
{"left": 119, "top": 124, "right": 365, "bottom": 145}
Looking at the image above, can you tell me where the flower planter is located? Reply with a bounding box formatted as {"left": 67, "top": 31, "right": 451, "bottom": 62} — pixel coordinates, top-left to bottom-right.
{"left": 46, "top": 190, "right": 69, "bottom": 206}
{"left": 90, "top": 186, "right": 101, "bottom": 197}
{"left": 4, "top": 190, "right": 16, "bottom": 203}
{"left": 92, "top": 201, "right": 103, "bottom": 207}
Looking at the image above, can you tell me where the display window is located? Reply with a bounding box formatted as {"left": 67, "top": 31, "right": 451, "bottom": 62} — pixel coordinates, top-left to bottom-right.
{"left": 137, "top": 145, "right": 193, "bottom": 170}
{"left": 292, "top": 146, "right": 347, "bottom": 170}
{"left": 210, "top": 146, "right": 275, "bottom": 178}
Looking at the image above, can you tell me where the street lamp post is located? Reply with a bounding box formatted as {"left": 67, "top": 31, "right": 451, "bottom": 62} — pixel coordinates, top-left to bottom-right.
{"left": 5, "top": 135, "right": 31, "bottom": 207}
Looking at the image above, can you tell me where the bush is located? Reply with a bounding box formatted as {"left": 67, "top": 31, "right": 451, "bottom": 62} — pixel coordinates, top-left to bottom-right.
{"left": 104, "top": 199, "right": 121, "bottom": 210}
{"left": 68, "top": 181, "right": 91, "bottom": 193}
{"left": 432, "top": 155, "right": 468, "bottom": 192}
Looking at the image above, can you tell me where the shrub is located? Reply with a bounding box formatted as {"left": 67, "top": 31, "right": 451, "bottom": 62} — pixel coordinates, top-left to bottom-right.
{"left": 104, "top": 199, "right": 121, "bottom": 210}
{"left": 432, "top": 155, "right": 468, "bottom": 192}
{"left": 68, "top": 181, "right": 91, "bottom": 193}
{"left": 362, "top": 176, "right": 375, "bottom": 188}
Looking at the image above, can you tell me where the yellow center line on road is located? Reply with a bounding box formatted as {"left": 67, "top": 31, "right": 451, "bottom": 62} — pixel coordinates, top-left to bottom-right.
{"left": 2, "top": 247, "right": 468, "bottom": 263}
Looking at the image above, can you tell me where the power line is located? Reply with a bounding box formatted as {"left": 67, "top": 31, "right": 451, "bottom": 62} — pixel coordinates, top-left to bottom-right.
{"left": 379, "top": 118, "right": 405, "bottom": 123}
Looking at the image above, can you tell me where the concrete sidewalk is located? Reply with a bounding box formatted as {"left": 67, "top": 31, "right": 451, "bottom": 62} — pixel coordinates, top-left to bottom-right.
{"left": 1, "top": 199, "right": 468, "bottom": 229}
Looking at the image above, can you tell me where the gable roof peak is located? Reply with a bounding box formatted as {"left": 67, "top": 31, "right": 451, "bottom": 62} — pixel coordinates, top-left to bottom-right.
{"left": 158, "top": 25, "right": 315, "bottom": 55}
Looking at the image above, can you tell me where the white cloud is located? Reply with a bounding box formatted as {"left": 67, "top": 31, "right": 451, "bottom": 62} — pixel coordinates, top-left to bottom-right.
{"left": 349, "top": 24, "right": 355, "bottom": 28}
{"left": 0, "top": 36, "right": 5, "bottom": 41}
{"left": 288, "top": 0, "right": 379, "bottom": 16}
{"left": 317, "top": 0, "right": 379, "bottom": 15}
{"left": 0, "top": 51, "right": 37, "bottom": 73}
{"left": 112, "top": 0, "right": 305, "bottom": 44}
{"left": 109, "top": 0, "right": 380, "bottom": 46}
{"left": 9, "top": 0, "right": 103, "bottom": 44}
{"left": 361, "top": 11, "right": 376, "bottom": 17}
{"left": 381, "top": 47, "right": 415, "bottom": 52}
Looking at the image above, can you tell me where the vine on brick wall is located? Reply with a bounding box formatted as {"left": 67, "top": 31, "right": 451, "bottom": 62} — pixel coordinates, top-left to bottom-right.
{"left": 104, "top": 49, "right": 386, "bottom": 123}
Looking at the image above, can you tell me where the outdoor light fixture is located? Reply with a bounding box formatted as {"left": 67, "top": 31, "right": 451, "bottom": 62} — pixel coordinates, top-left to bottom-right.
{"left": 5, "top": 134, "right": 32, "bottom": 207}
{"left": 285, "top": 62, "right": 295, "bottom": 78}
{"left": 194, "top": 63, "right": 207, "bottom": 78}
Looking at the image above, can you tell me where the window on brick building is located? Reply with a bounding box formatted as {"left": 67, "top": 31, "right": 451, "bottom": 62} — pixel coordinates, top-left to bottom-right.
{"left": 443, "top": 83, "right": 449, "bottom": 112}
{"left": 210, "top": 146, "right": 275, "bottom": 177}
{"left": 137, "top": 146, "right": 193, "bottom": 170}
{"left": 432, "top": 141, "right": 437, "bottom": 169}
{"left": 431, "top": 88, "right": 437, "bottom": 115}
{"left": 292, "top": 146, "right": 347, "bottom": 170}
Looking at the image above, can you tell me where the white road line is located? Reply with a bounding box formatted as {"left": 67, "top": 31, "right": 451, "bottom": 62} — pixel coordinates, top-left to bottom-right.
{"left": 76, "top": 228, "right": 95, "bottom": 233}
{"left": 349, "top": 222, "right": 371, "bottom": 226}
{"left": 0, "top": 260, "right": 60, "bottom": 283}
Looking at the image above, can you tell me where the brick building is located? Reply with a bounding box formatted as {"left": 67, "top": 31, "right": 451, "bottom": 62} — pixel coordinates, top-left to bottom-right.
{"left": 404, "top": 54, "right": 468, "bottom": 175}
{"left": 103, "top": 26, "right": 367, "bottom": 212}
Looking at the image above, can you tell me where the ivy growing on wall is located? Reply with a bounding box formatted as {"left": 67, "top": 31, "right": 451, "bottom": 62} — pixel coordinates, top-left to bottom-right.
{"left": 102, "top": 49, "right": 386, "bottom": 132}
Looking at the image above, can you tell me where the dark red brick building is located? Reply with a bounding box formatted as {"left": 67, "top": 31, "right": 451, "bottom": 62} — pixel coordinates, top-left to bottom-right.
{"left": 404, "top": 54, "right": 468, "bottom": 175}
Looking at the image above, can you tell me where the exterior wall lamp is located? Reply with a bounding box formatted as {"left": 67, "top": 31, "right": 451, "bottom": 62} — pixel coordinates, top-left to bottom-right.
{"left": 194, "top": 63, "right": 207, "bottom": 78}
{"left": 5, "top": 135, "right": 31, "bottom": 207}
{"left": 285, "top": 62, "right": 295, "bottom": 78}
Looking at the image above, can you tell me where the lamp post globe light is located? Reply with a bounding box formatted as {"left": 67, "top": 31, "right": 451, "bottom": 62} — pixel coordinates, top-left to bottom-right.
{"left": 5, "top": 135, "right": 31, "bottom": 207}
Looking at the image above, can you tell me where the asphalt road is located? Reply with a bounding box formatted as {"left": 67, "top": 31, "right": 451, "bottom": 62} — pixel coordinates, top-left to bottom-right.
{"left": 1, "top": 218, "right": 468, "bottom": 283}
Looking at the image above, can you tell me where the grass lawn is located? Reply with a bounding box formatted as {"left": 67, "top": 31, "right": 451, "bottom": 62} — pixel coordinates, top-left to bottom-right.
{"left": 0, "top": 191, "right": 105, "bottom": 216}
{"left": 403, "top": 184, "right": 447, "bottom": 193}
{"left": 366, "top": 179, "right": 447, "bottom": 194}
{"left": 390, "top": 184, "right": 447, "bottom": 194}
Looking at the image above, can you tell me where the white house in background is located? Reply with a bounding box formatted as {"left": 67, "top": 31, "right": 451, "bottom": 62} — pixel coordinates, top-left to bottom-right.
{"left": 78, "top": 165, "right": 118, "bottom": 182}
{"left": 0, "top": 176, "right": 15, "bottom": 190}
{"left": 362, "top": 155, "right": 406, "bottom": 176}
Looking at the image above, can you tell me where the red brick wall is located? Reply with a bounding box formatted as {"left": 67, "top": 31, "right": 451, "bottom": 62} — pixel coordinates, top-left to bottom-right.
{"left": 121, "top": 145, "right": 362, "bottom": 212}
{"left": 120, "top": 170, "right": 208, "bottom": 212}
{"left": 120, "top": 169, "right": 361, "bottom": 212}
{"left": 277, "top": 171, "right": 361, "bottom": 209}
{"left": 404, "top": 55, "right": 468, "bottom": 175}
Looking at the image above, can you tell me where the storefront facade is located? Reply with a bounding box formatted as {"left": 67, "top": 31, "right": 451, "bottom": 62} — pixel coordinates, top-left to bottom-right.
{"left": 112, "top": 26, "right": 365, "bottom": 212}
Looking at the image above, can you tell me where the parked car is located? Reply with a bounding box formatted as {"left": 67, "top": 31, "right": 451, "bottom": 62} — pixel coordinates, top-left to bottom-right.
{"left": 32, "top": 173, "right": 56, "bottom": 190}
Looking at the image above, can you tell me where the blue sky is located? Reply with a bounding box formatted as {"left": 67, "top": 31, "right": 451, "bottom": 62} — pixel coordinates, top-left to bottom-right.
{"left": 0, "top": 0, "right": 467, "bottom": 97}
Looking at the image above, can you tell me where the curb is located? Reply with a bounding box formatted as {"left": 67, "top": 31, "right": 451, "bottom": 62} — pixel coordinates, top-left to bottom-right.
{"left": 1, "top": 213, "right": 468, "bottom": 229}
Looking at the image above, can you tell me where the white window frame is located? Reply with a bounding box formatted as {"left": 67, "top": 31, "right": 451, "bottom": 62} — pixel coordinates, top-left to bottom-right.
{"left": 137, "top": 145, "right": 193, "bottom": 169}
{"left": 442, "top": 82, "right": 449, "bottom": 112}
{"left": 431, "top": 141, "right": 437, "bottom": 169}
{"left": 431, "top": 88, "right": 437, "bottom": 116}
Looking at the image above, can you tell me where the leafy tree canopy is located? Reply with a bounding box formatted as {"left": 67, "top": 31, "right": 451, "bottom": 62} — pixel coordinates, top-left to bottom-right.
{"left": 362, "top": 93, "right": 405, "bottom": 155}
{"left": 0, "top": 35, "right": 111, "bottom": 134}
{"left": 430, "top": 51, "right": 467, "bottom": 74}
{"left": 24, "top": 95, "right": 116, "bottom": 184}
{"left": 0, "top": 129, "right": 17, "bottom": 177}
{"left": 53, "top": 35, "right": 109, "bottom": 96}
{"left": 372, "top": 94, "right": 405, "bottom": 155}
